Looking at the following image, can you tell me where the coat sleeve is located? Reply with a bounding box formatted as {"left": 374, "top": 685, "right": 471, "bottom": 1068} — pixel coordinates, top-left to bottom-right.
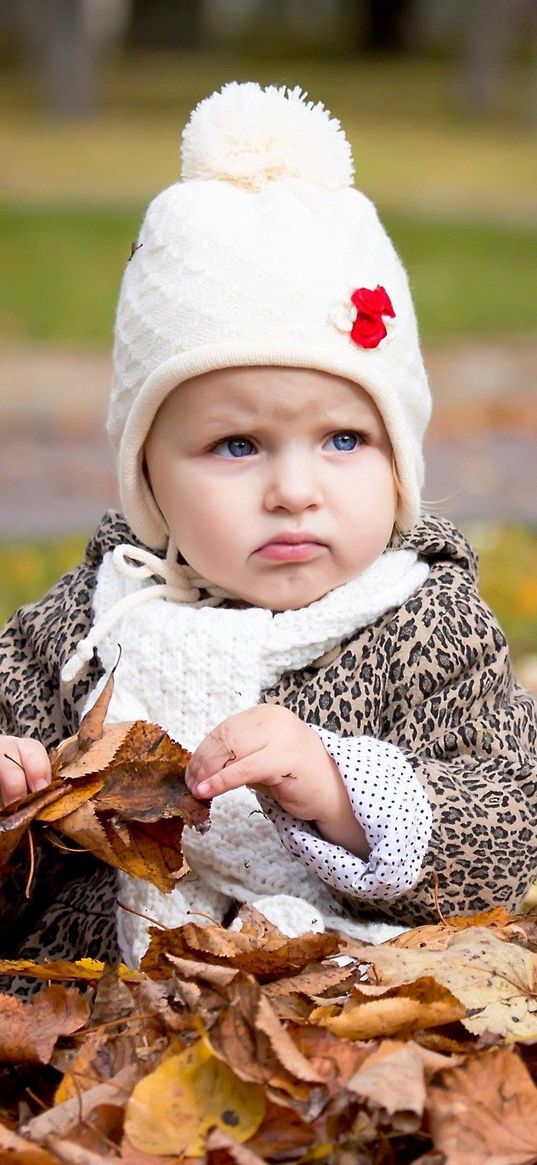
{"left": 0, "top": 557, "right": 107, "bottom": 965}
{"left": 0, "top": 560, "right": 103, "bottom": 747}
{"left": 340, "top": 569, "right": 537, "bottom": 926}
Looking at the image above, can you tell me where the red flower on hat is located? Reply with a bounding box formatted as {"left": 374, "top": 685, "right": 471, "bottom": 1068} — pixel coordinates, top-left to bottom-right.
{"left": 350, "top": 285, "right": 395, "bottom": 349}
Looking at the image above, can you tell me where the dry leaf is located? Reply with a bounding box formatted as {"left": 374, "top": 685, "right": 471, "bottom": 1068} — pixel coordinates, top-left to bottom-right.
{"left": 348, "top": 928, "right": 537, "bottom": 1039}
{"left": 388, "top": 907, "right": 514, "bottom": 952}
{"left": 5, "top": 888, "right": 537, "bottom": 1162}
{"left": 0, "top": 986, "right": 90, "bottom": 1065}
{"left": 49, "top": 651, "right": 120, "bottom": 777}
{"left": 347, "top": 1039, "right": 456, "bottom": 1118}
{"left": 427, "top": 1047, "right": 537, "bottom": 1165}
{"left": 0, "top": 782, "right": 66, "bottom": 864}
{"left": 287, "top": 1024, "right": 370, "bottom": 1096}
{"left": 0, "top": 716, "right": 210, "bottom": 893}
{"left": 141, "top": 905, "right": 340, "bottom": 980}
{"left": 311, "top": 976, "right": 465, "bottom": 1040}
{"left": 244, "top": 1099, "right": 318, "bottom": 1162}
{"left": 58, "top": 802, "right": 189, "bottom": 892}
{"left": 124, "top": 1036, "right": 266, "bottom": 1157}
{"left": 0, "top": 957, "right": 142, "bottom": 983}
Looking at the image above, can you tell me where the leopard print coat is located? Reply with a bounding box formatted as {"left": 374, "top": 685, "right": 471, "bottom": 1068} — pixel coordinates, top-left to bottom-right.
{"left": 1, "top": 510, "right": 536, "bottom": 975}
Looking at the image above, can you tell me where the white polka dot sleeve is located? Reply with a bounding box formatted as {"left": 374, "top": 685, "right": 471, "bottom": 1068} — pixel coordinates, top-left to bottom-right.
{"left": 260, "top": 728, "right": 432, "bottom": 900}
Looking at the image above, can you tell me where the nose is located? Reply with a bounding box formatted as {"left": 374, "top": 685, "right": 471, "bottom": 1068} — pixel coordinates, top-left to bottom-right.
{"left": 264, "top": 450, "right": 322, "bottom": 514}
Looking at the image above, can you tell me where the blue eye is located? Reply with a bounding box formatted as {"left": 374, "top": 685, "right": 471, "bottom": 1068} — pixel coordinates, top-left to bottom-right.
{"left": 328, "top": 432, "right": 359, "bottom": 452}
{"left": 213, "top": 437, "right": 256, "bottom": 458}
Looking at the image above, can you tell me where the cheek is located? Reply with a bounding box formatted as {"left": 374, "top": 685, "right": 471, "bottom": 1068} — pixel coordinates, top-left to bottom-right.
{"left": 166, "top": 483, "right": 238, "bottom": 571}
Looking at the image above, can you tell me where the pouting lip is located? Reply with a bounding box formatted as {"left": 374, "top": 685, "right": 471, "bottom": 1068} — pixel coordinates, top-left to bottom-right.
{"left": 254, "top": 532, "right": 326, "bottom": 551}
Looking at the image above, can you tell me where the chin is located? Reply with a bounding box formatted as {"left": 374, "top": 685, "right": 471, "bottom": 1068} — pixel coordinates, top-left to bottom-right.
{"left": 254, "top": 581, "right": 334, "bottom": 612}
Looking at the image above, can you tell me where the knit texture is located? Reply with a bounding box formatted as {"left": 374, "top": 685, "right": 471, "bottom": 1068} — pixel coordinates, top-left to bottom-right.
{"left": 109, "top": 82, "right": 432, "bottom": 548}
{"left": 81, "top": 545, "right": 431, "bottom": 965}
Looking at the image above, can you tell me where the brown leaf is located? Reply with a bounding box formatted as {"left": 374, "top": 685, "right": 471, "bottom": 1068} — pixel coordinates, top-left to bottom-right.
{"left": 50, "top": 723, "right": 135, "bottom": 785}
{"left": 58, "top": 802, "right": 188, "bottom": 892}
{"left": 207, "top": 973, "right": 325, "bottom": 1117}
{"left": 48, "top": 656, "right": 121, "bottom": 781}
{"left": 0, "top": 783, "right": 67, "bottom": 864}
{"left": 265, "top": 960, "right": 357, "bottom": 1007}
{"left": 245, "top": 1100, "right": 317, "bottom": 1162}
{"left": 0, "top": 986, "right": 90, "bottom": 1064}
{"left": 427, "top": 1047, "right": 537, "bottom": 1165}
{"left": 388, "top": 907, "right": 514, "bottom": 952}
{"left": 311, "top": 976, "right": 465, "bottom": 1040}
{"left": 89, "top": 964, "right": 136, "bottom": 1028}
{"left": 287, "top": 1024, "right": 370, "bottom": 1096}
{"left": 78, "top": 650, "right": 121, "bottom": 751}
{"left": 0, "top": 721, "right": 209, "bottom": 894}
{"left": 92, "top": 722, "right": 203, "bottom": 826}
{"left": 141, "top": 905, "right": 340, "bottom": 981}
{"left": 347, "top": 1038, "right": 455, "bottom": 1118}
{"left": 54, "top": 722, "right": 206, "bottom": 830}
{"left": 50, "top": 722, "right": 209, "bottom": 890}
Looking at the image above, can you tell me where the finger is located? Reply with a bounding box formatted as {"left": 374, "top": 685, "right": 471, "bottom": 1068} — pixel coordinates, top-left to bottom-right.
{"left": 186, "top": 716, "right": 264, "bottom": 788}
{"left": 189, "top": 748, "right": 288, "bottom": 800}
{"left": 18, "top": 740, "right": 52, "bottom": 793}
{"left": 0, "top": 748, "right": 30, "bottom": 807}
{"left": 0, "top": 740, "right": 51, "bottom": 807}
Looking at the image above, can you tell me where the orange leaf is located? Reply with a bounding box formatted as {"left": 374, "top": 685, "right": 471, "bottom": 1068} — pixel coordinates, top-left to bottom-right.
{"left": 427, "top": 1047, "right": 537, "bottom": 1165}
{"left": 57, "top": 800, "right": 189, "bottom": 892}
{"left": 0, "top": 985, "right": 90, "bottom": 1064}
{"left": 311, "top": 976, "right": 465, "bottom": 1040}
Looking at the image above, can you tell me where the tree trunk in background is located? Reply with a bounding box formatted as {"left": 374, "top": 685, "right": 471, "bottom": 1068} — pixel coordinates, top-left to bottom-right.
{"left": 128, "top": 0, "right": 206, "bottom": 50}
{"left": 460, "top": 0, "right": 522, "bottom": 112}
{"left": 363, "top": 0, "right": 416, "bottom": 52}
{"left": 14, "top": 0, "right": 131, "bottom": 117}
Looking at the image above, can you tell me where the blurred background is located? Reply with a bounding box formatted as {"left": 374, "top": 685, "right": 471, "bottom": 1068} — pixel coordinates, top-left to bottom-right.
{"left": 0, "top": 0, "right": 536, "bottom": 682}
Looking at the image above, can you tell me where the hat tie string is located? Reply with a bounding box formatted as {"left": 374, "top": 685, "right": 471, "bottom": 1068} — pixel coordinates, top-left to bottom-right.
{"left": 61, "top": 540, "right": 232, "bottom": 684}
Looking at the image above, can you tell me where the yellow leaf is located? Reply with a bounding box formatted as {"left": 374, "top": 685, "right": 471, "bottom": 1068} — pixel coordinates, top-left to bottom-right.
{"left": 0, "top": 957, "right": 142, "bottom": 982}
{"left": 124, "top": 1037, "right": 266, "bottom": 1158}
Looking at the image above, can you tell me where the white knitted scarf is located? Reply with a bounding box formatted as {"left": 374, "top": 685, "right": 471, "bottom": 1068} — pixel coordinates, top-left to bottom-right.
{"left": 76, "top": 544, "right": 429, "bottom": 965}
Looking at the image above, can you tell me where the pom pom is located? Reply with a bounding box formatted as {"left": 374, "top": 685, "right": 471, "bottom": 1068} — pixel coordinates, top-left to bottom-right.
{"left": 181, "top": 81, "right": 354, "bottom": 192}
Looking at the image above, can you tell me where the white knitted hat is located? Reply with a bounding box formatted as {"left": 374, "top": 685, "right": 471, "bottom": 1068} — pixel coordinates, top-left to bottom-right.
{"left": 109, "top": 82, "right": 432, "bottom": 549}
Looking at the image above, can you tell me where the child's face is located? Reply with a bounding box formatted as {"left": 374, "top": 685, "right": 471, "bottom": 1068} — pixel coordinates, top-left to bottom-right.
{"left": 144, "top": 367, "right": 397, "bottom": 610}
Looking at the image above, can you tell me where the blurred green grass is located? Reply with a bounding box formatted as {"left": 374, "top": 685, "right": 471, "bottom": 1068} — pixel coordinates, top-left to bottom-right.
{"left": 2, "top": 54, "right": 536, "bottom": 345}
{"left": 2, "top": 207, "right": 537, "bottom": 345}
{"left": 1, "top": 525, "right": 536, "bottom": 661}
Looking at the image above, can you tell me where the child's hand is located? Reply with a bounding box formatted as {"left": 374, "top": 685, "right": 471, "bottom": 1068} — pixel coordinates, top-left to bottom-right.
{"left": 0, "top": 736, "right": 51, "bottom": 807}
{"left": 185, "top": 706, "right": 368, "bottom": 858}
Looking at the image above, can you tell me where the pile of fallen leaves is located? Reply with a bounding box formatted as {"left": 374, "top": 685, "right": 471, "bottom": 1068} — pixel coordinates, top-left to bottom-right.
{"left": 2, "top": 906, "right": 537, "bottom": 1163}
{"left": 2, "top": 676, "right": 537, "bottom": 1162}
